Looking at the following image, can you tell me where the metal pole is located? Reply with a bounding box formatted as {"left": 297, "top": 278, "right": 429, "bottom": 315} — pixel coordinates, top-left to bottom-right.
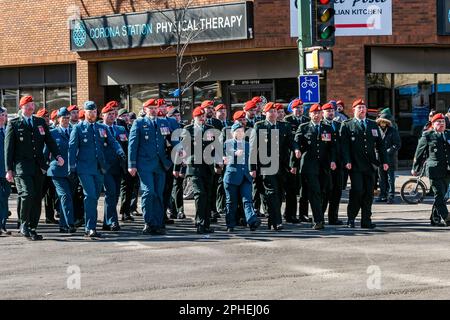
{"left": 298, "top": 0, "right": 312, "bottom": 76}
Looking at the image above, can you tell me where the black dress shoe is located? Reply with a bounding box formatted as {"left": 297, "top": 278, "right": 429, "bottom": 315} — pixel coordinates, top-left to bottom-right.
{"left": 249, "top": 219, "right": 261, "bottom": 231}
{"left": 121, "top": 214, "right": 135, "bottom": 222}
{"left": 102, "top": 225, "right": 111, "bottom": 231}
{"left": 361, "top": 223, "right": 377, "bottom": 229}
{"left": 142, "top": 224, "right": 152, "bottom": 235}
{"left": 197, "top": 226, "right": 215, "bottom": 234}
{"left": 29, "top": 230, "right": 43, "bottom": 241}
{"left": 300, "top": 215, "right": 312, "bottom": 223}
{"left": 1, "top": 228, "right": 11, "bottom": 236}
{"left": 328, "top": 220, "right": 344, "bottom": 226}
{"left": 286, "top": 217, "right": 300, "bottom": 224}
{"left": 131, "top": 211, "right": 143, "bottom": 216}
{"left": 177, "top": 212, "right": 186, "bottom": 219}
{"left": 85, "top": 230, "right": 101, "bottom": 238}
{"left": 274, "top": 224, "right": 284, "bottom": 231}
{"left": 165, "top": 217, "right": 175, "bottom": 225}
{"left": 313, "top": 222, "right": 325, "bottom": 230}
{"left": 226, "top": 227, "right": 234, "bottom": 232}
{"left": 111, "top": 223, "right": 121, "bottom": 232}
{"left": 45, "top": 218, "right": 59, "bottom": 224}
{"left": 150, "top": 228, "right": 166, "bottom": 235}
{"left": 347, "top": 220, "right": 355, "bottom": 228}
{"left": 20, "top": 226, "right": 31, "bottom": 238}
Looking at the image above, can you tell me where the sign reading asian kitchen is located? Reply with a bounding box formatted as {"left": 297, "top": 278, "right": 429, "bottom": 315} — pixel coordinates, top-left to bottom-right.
{"left": 70, "top": 1, "right": 254, "bottom": 52}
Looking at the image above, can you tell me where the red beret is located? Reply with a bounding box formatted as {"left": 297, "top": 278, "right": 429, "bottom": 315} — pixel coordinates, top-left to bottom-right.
{"left": 352, "top": 99, "right": 366, "bottom": 109}
{"left": 156, "top": 98, "right": 167, "bottom": 107}
{"left": 214, "top": 104, "right": 227, "bottom": 111}
{"left": 36, "top": 108, "right": 48, "bottom": 117}
{"left": 19, "top": 95, "right": 33, "bottom": 107}
{"left": 431, "top": 113, "right": 446, "bottom": 123}
{"left": 105, "top": 101, "right": 119, "bottom": 109}
{"left": 143, "top": 99, "right": 157, "bottom": 108}
{"left": 251, "top": 96, "right": 263, "bottom": 104}
{"left": 243, "top": 100, "right": 257, "bottom": 112}
{"left": 336, "top": 100, "right": 344, "bottom": 107}
{"left": 321, "top": 103, "right": 334, "bottom": 111}
{"left": 67, "top": 105, "right": 79, "bottom": 112}
{"left": 101, "top": 104, "right": 114, "bottom": 114}
{"left": 233, "top": 110, "right": 246, "bottom": 121}
{"left": 263, "top": 102, "right": 277, "bottom": 113}
{"left": 309, "top": 103, "right": 322, "bottom": 113}
{"left": 291, "top": 99, "right": 303, "bottom": 108}
{"left": 200, "top": 100, "right": 214, "bottom": 109}
{"left": 50, "top": 110, "right": 58, "bottom": 121}
{"left": 192, "top": 106, "right": 205, "bottom": 117}
{"left": 275, "top": 103, "right": 284, "bottom": 111}
{"left": 79, "top": 110, "right": 85, "bottom": 119}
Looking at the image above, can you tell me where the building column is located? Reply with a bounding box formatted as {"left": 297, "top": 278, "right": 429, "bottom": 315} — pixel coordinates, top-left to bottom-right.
{"left": 76, "top": 59, "right": 104, "bottom": 106}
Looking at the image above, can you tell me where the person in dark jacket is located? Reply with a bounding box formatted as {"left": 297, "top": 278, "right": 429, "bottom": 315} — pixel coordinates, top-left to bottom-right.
{"left": 375, "top": 114, "right": 401, "bottom": 204}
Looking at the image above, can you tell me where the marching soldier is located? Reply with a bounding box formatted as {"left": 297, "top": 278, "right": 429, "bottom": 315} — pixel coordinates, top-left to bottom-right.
{"left": 5, "top": 96, "right": 64, "bottom": 241}
{"left": 412, "top": 113, "right": 450, "bottom": 226}
{"left": 222, "top": 122, "right": 261, "bottom": 232}
{"left": 68, "top": 105, "right": 79, "bottom": 126}
{"left": 244, "top": 100, "right": 258, "bottom": 128}
{"left": 275, "top": 103, "right": 286, "bottom": 121}
{"left": 295, "top": 103, "right": 336, "bottom": 230}
{"left": 69, "top": 101, "right": 126, "bottom": 238}
{"left": 101, "top": 103, "right": 128, "bottom": 231}
{"left": 340, "top": 99, "right": 388, "bottom": 229}
{"left": 250, "top": 102, "right": 296, "bottom": 231}
{"left": 283, "top": 98, "right": 309, "bottom": 223}
{"left": 45, "top": 107, "right": 76, "bottom": 233}
{"left": 0, "top": 107, "right": 11, "bottom": 236}
{"left": 321, "top": 102, "right": 344, "bottom": 225}
{"left": 252, "top": 96, "right": 266, "bottom": 122}
{"left": 128, "top": 99, "right": 173, "bottom": 235}
{"left": 174, "top": 107, "right": 217, "bottom": 234}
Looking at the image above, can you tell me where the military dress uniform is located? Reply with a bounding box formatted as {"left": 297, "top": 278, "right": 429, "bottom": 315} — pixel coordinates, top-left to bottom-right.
{"left": 46, "top": 119, "right": 76, "bottom": 232}
{"left": 249, "top": 104, "right": 296, "bottom": 230}
{"left": 0, "top": 112, "right": 11, "bottom": 235}
{"left": 340, "top": 115, "right": 386, "bottom": 228}
{"left": 102, "top": 122, "right": 128, "bottom": 230}
{"left": 322, "top": 114, "right": 344, "bottom": 224}
{"left": 174, "top": 113, "right": 217, "bottom": 233}
{"left": 413, "top": 120, "right": 450, "bottom": 225}
{"left": 295, "top": 119, "right": 336, "bottom": 228}
{"left": 5, "top": 112, "right": 61, "bottom": 239}
{"left": 128, "top": 116, "right": 172, "bottom": 235}
{"left": 69, "top": 105, "right": 126, "bottom": 237}
{"left": 283, "top": 112, "right": 310, "bottom": 222}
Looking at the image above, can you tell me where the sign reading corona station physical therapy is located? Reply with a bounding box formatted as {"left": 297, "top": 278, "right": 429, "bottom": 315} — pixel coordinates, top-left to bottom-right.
{"left": 70, "top": 1, "right": 253, "bottom": 52}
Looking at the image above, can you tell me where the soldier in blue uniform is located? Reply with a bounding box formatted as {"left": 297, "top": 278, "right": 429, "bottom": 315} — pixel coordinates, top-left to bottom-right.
{"left": 69, "top": 101, "right": 126, "bottom": 238}
{"left": 5, "top": 96, "right": 64, "bottom": 241}
{"left": 45, "top": 107, "right": 76, "bottom": 233}
{"left": 100, "top": 104, "right": 128, "bottom": 231}
{"left": 128, "top": 99, "right": 173, "bottom": 235}
{"left": 222, "top": 122, "right": 261, "bottom": 232}
{"left": 0, "top": 107, "right": 11, "bottom": 236}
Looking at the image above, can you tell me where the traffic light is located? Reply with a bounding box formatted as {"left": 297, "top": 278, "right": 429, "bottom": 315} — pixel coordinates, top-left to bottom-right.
{"left": 312, "top": 0, "right": 335, "bottom": 47}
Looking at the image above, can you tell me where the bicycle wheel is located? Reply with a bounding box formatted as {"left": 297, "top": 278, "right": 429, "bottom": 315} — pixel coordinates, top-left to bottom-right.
{"left": 401, "top": 179, "right": 427, "bottom": 204}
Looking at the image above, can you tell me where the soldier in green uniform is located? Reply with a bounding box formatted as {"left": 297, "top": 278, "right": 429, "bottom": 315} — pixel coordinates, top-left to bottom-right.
{"left": 412, "top": 113, "right": 450, "bottom": 226}
{"left": 294, "top": 103, "right": 336, "bottom": 230}
{"left": 173, "top": 106, "right": 218, "bottom": 234}
{"left": 284, "top": 98, "right": 310, "bottom": 223}
{"left": 5, "top": 96, "right": 64, "bottom": 240}
{"left": 340, "top": 99, "right": 388, "bottom": 229}
{"left": 250, "top": 102, "right": 297, "bottom": 231}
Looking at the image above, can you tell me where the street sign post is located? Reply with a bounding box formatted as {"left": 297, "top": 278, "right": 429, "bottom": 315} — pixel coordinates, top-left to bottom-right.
{"left": 299, "top": 75, "right": 320, "bottom": 103}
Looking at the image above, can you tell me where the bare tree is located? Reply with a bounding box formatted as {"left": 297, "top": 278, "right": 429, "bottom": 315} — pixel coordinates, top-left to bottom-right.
{"left": 150, "top": 0, "right": 210, "bottom": 111}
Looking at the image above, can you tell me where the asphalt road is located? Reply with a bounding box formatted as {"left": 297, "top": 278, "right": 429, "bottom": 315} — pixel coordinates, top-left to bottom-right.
{"left": 1, "top": 171, "right": 450, "bottom": 300}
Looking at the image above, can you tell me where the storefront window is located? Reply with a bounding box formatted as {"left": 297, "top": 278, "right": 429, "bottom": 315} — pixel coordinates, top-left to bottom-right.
{"left": 275, "top": 78, "right": 298, "bottom": 103}
{"left": 20, "top": 88, "right": 44, "bottom": 109}
{"left": 160, "top": 83, "right": 192, "bottom": 117}
{"left": 193, "top": 81, "right": 221, "bottom": 105}
{"left": 1, "top": 89, "right": 18, "bottom": 115}
{"left": 367, "top": 73, "right": 391, "bottom": 115}
{"left": 129, "top": 84, "right": 159, "bottom": 115}
{"left": 46, "top": 87, "right": 70, "bottom": 111}
{"left": 71, "top": 86, "right": 77, "bottom": 105}
{"left": 436, "top": 74, "right": 450, "bottom": 113}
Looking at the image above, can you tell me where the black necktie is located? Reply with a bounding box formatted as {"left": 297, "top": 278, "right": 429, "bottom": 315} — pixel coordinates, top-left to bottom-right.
{"left": 109, "top": 126, "right": 114, "bottom": 137}
{"left": 0, "top": 128, "right": 4, "bottom": 139}
{"left": 360, "top": 120, "right": 366, "bottom": 131}
{"left": 315, "top": 124, "right": 320, "bottom": 135}
{"left": 27, "top": 118, "right": 32, "bottom": 129}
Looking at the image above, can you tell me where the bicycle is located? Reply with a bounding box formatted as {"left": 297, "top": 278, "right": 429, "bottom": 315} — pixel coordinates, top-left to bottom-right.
{"left": 400, "top": 165, "right": 450, "bottom": 204}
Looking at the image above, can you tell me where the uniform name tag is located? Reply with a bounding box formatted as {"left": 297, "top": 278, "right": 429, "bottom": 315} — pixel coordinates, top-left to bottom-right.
{"left": 119, "top": 134, "right": 128, "bottom": 141}
{"left": 321, "top": 133, "right": 331, "bottom": 141}
{"left": 38, "top": 126, "right": 45, "bottom": 135}
{"left": 371, "top": 129, "right": 378, "bottom": 137}
{"left": 99, "top": 128, "right": 107, "bottom": 138}
{"left": 160, "top": 126, "right": 170, "bottom": 136}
